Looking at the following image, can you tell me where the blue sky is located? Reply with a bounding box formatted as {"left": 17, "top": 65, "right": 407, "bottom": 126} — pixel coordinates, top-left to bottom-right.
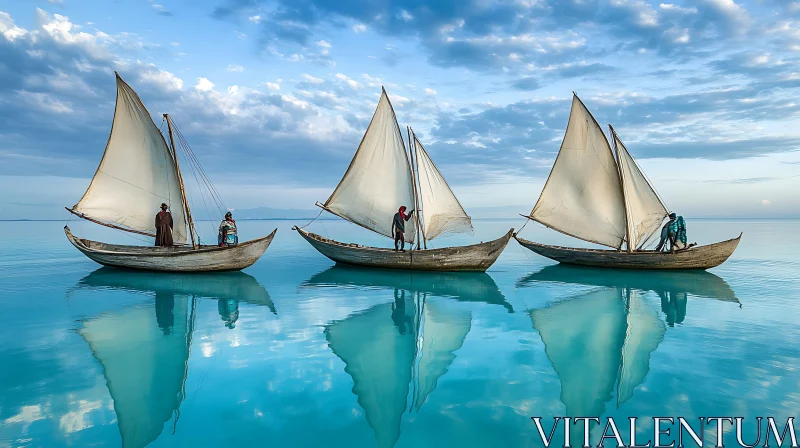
{"left": 1, "top": 0, "right": 799, "bottom": 219}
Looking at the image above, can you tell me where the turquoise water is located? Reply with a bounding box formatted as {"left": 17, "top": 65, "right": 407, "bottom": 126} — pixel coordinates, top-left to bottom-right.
{"left": 1, "top": 219, "right": 799, "bottom": 447}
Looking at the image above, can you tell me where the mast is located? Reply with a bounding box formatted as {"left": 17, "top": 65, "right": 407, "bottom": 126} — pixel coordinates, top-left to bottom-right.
{"left": 407, "top": 126, "right": 426, "bottom": 250}
{"left": 165, "top": 114, "right": 198, "bottom": 250}
{"left": 610, "top": 124, "right": 633, "bottom": 253}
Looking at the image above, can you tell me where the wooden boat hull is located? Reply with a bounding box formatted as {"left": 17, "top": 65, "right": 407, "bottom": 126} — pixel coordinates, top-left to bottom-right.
{"left": 294, "top": 227, "right": 514, "bottom": 272}
{"left": 65, "top": 226, "right": 276, "bottom": 272}
{"left": 514, "top": 233, "right": 741, "bottom": 270}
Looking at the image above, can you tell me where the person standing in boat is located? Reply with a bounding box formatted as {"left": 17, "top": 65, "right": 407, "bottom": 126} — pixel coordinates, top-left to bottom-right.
{"left": 218, "top": 211, "right": 238, "bottom": 247}
{"left": 655, "top": 213, "right": 677, "bottom": 252}
{"left": 392, "top": 206, "right": 415, "bottom": 251}
{"left": 154, "top": 203, "right": 174, "bottom": 247}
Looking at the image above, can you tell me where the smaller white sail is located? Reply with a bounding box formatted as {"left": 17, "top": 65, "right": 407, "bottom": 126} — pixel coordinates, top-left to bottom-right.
{"left": 528, "top": 95, "right": 627, "bottom": 249}
{"left": 617, "top": 289, "right": 666, "bottom": 405}
{"left": 72, "top": 74, "right": 188, "bottom": 244}
{"left": 613, "top": 131, "right": 670, "bottom": 250}
{"left": 324, "top": 89, "right": 416, "bottom": 243}
{"left": 413, "top": 136, "right": 473, "bottom": 240}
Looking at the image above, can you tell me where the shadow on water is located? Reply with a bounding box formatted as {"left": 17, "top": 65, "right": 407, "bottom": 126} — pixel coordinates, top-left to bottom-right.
{"left": 71, "top": 267, "right": 277, "bottom": 315}
{"left": 310, "top": 265, "right": 479, "bottom": 448}
{"left": 71, "top": 268, "right": 275, "bottom": 447}
{"left": 522, "top": 264, "right": 740, "bottom": 444}
{"left": 301, "top": 264, "right": 514, "bottom": 313}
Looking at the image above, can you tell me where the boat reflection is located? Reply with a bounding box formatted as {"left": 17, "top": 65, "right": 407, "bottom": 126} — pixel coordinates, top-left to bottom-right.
{"left": 530, "top": 286, "right": 665, "bottom": 443}
{"left": 302, "top": 265, "right": 513, "bottom": 312}
{"left": 72, "top": 267, "right": 277, "bottom": 315}
{"left": 323, "top": 278, "right": 473, "bottom": 448}
{"left": 78, "top": 289, "right": 195, "bottom": 448}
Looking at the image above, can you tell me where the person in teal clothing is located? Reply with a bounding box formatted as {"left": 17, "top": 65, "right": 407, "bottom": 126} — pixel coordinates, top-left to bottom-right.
{"left": 655, "top": 213, "right": 677, "bottom": 251}
{"left": 218, "top": 211, "right": 238, "bottom": 247}
{"left": 656, "top": 213, "right": 694, "bottom": 252}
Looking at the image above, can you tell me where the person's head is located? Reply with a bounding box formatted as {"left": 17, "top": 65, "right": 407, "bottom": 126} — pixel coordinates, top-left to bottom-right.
{"left": 399, "top": 206, "right": 407, "bottom": 214}
{"left": 225, "top": 211, "right": 233, "bottom": 221}
{"left": 669, "top": 212, "right": 676, "bottom": 219}
{"left": 160, "top": 203, "right": 168, "bottom": 211}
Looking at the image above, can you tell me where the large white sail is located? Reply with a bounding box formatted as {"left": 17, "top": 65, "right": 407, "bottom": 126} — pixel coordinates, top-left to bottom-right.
{"left": 411, "top": 298, "right": 471, "bottom": 411}
{"left": 613, "top": 131, "right": 670, "bottom": 250}
{"left": 324, "top": 89, "right": 416, "bottom": 243}
{"left": 528, "top": 95, "right": 626, "bottom": 248}
{"left": 413, "top": 136, "right": 473, "bottom": 240}
{"left": 72, "top": 74, "right": 188, "bottom": 244}
{"left": 79, "top": 295, "right": 191, "bottom": 448}
{"left": 617, "top": 289, "right": 666, "bottom": 406}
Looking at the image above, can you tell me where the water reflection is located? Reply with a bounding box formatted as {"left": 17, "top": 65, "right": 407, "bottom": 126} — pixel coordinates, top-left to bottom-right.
{"left": 71, "top": 268, "right": 275, "bottom": 447}
{"left": 72, "top": 267, "right": 277, "bottom": 315}
{"left": 78, "top": 292, "right": 195, "bottom": 448}
{"left": 314, "top": 266, "right": 478, "bottom": 448}
{"left": 530, "top": 286, "right": 665, "bottom": 443}
{"left": 303, "top": 265, "right": 513, "bottom": 312}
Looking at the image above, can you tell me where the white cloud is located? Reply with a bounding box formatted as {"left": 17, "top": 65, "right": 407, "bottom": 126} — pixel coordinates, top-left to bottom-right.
{"left": 352, "top": 24, "right": 367, "bottom": 33}
{"left": 301, "top": 73, "right": 324, "bottom": 84}
{"left": 0, "top": 12, "right": 29, "bottom": 41}
{"left": 424, "top": 88, "right": 437, "bottom": 95}
{"left": 16, "top": 90, "right": 73, "bottom": 114}
{"left": 139, "top": 66, "right": 184, "bottom": 91}
{"left": 762, "top": 199, "right": 772, "bottom": 205}
{"left": 265, "top": 82, "right": 280, "bottom": 91}
{"left": 195, "top": 77, "right": 215, "bottom": 92}
{"left": 398, "top": 9, "right": 414, "bottom": 22}
{"left": 48, "top": 0, "right": 64, "bottom": 4}
{"left": 316, "top": 40, "right": 331, "bottom": 56}
{"left": 249, "top": 15, "right": 262, "bottom": 24}
{"left": 227, "top": 64, "right": 244, "bottom": 72}
{"left": 335, "top": 73, "right": 363, "bottom": 89}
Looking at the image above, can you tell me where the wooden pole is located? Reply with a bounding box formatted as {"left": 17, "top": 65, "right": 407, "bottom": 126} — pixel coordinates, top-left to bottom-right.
{"left": 610, "top": 124, "right": 633, "bottom": 253}
{"left": 407, "top": 126, "right": 423, "bottom": 250}
{"left": 165, "top": 114, "right": 198, "bottom": 250}
{"left": 410, "top": 129, "right": 427, "bottom": 249}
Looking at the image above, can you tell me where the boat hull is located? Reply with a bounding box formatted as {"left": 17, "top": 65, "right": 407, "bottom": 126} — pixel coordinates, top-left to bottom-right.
{"left": 514, "top": 233, "right": 741, "bottom": 270}
{"left": 65, "top": 226, "right": 276, "bottom": 272}
{"left": 294, "top": 227, "right": 514, "bottom": 272}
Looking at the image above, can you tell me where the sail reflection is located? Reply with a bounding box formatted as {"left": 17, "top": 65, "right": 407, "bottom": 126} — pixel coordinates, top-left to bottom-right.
{"left": 72, "top": 267, "right": 277, "bottom": 315}
{"left": 323, "top": 273, "right": 473, "bottom": 448}
{"left": 303, "top": 265, "right": 513, "bottom": 312}
{"left": 78, "top": 289, "right": 195, "bottom": 448}
{"left": 529, "top": 286, "right": 665, "bottom": 443}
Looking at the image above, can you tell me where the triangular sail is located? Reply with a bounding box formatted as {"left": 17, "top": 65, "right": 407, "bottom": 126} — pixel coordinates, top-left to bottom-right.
{"left": 79, "top": 294, "right": 192, "bottom": 448}
{"left": 72, "top": 74, "right": 188, "bottom": 244}
{"left": 413, "top": 136, "right": 473, "bottom": 240}
{"left": 617, "top": 289, "right": 666, "bottom": 406}
{"left": 528, "top": 95, "right": 626, "bottom": 248}
{"left": 612, "top": 130, "right": 670, "bottom": 249}
{"left": 411, "top": 297, "right": 471, "bottom": 411}
{"left": 323, "top": 89, "right": 416, "bottom": 243}
{"left": 325, "top": 294, "right": 417, "bottom": 448}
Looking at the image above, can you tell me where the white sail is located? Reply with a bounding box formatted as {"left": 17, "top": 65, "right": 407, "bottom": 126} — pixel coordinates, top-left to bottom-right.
{"left": 324, "top": 89, "right": 416, "bottom": 243}
{"left": 617, "top": 290, "right": 666, "bottom": 406}
{"left": 414, "top": 136, "right": 473, "bottom": 240}
{"left": 528, "top": 95, "right": 626, "bottom": 248}
{"left": 72, "top": 74, "right": 188, "bottom": 244}
{"left": 79, "top": 294, "right": 191, "bottom": 448}
{"left": 412, "top": 298, "right": 471, "bottom": 411}
{"left": 613, "top": 131, "right": 670, "bottom": 250}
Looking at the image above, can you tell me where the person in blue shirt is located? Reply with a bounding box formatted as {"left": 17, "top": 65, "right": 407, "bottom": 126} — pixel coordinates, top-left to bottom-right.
{"left": 218, "top": 212, "right": 238, "bottom": 247}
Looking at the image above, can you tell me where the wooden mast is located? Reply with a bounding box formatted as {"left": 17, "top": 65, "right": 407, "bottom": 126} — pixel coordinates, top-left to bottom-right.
{"left": 165, "top": 114, "right": 198, "bottom": 250}
{"left": 609, "top": 124, "right": 633, "bottom": 253}
{"left": 408, "top": 127, "right": 427, "bottom": 250}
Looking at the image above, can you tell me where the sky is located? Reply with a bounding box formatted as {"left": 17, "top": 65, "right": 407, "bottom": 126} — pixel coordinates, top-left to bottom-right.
{"left": 1, "top": 0, "right": 799, "bottom": 219}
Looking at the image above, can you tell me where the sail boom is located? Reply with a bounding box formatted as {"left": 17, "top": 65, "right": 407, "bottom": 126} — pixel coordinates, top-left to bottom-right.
{"left": 66, "top": 207, "right": 157, "bottom": 238}
{"left": 520, "top": 214, "right": 620, "bottom": 249}
{"left": 315, "top": 202, "right": 398, "bottom": 241}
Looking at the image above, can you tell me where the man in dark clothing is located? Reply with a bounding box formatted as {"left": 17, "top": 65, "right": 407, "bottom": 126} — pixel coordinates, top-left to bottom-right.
{"left": 655, "top": 213, "right": 677, "bottom": 252}
{"left": 154, "top": 203, "right": 174, "bottom": 247}
{"left": 392, "top": 206, "right": 414, "bottom": 251}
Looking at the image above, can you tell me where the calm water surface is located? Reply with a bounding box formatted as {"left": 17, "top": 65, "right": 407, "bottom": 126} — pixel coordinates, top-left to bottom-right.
{"left": 1, "top": 219, "right": 799, "bottom": 447}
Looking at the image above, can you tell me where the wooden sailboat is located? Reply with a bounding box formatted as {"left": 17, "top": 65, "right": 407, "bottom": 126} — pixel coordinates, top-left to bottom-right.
{"left": 325, "top": 289, "right": 471, "bottom": 448}
{"left": 64, "top": 73, "right": 276, "bottom": 272}
{"left": 294, "top": 87, "right": 513, "bottom": 272}
{"left": 79, "top": 290, "right": 196, "bottom": 448}
{"left": 515, "top": 93, "right": 741, "bottom": 270}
